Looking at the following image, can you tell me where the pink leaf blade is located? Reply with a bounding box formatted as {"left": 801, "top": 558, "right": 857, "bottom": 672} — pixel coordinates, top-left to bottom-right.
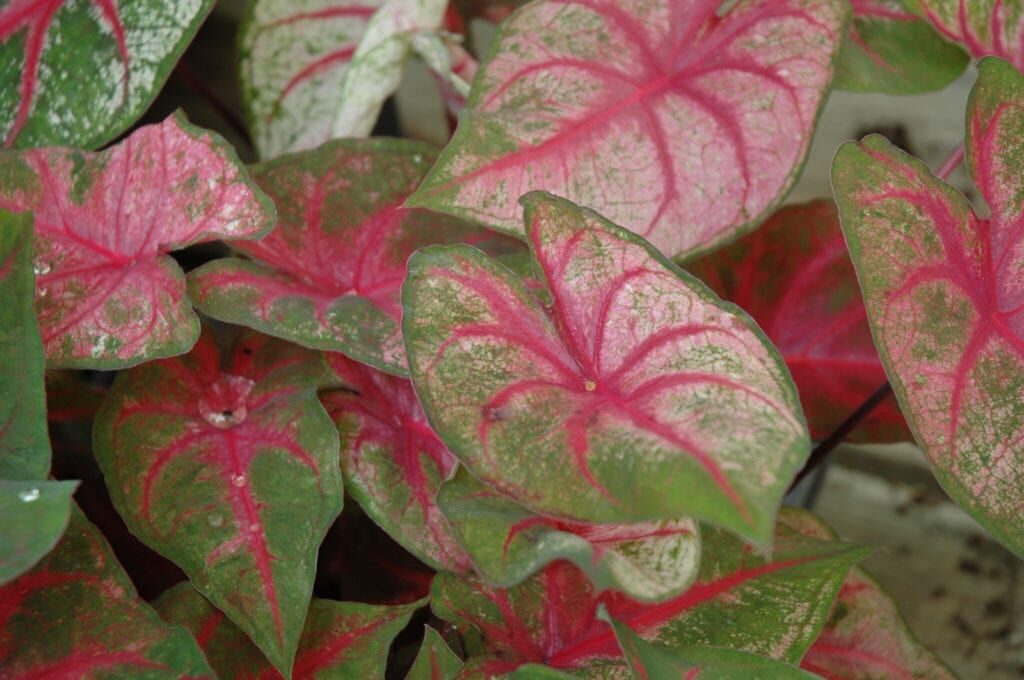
{"left": 407, "top": 0, "right": 849, "bottom": 259}
{"left": 93, "top": 331, "right": 343, "bottom": 675}
{"left": 403, "top": 192, "right": 810, "bottom": 547}
{"left": 0, "top": 114, "right": 276, "bottom": 369}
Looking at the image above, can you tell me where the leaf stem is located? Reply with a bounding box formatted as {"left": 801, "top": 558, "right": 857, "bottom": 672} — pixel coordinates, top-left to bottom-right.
{"left": 790, "top": 381, "right": 893, "bottom": 490}
{"left": 935, "top": 142, "right": 965, "bottom": 181}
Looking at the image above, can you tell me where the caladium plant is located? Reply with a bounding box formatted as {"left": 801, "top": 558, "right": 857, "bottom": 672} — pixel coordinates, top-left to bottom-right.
{"left": 7, "top": 1, "right": 1024, "bottom": 678}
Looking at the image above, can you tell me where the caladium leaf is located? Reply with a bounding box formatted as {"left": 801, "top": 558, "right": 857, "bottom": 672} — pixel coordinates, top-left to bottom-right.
{"left": 93, "top": 331, "right": 343, "bottom": 675}
{"left": 320, "top": 350, "right": 471, "bottom": 572}
{"left": 431, "top": 522, "right": 870, "bottom": 676}
{"left": 686, "top": 200, "right": 908, "bottom": 443}
{"left": 437, "top": 467, "right": 701, "bottom": 602}
{"left": 155, "top": 581, "right": 423, "bottom": 679}
{"left": 0, "top": 0, "right": 214, "bottom": 149}
{"left": 407, "top": 626, "right": 463, "bottom": 680}
{"left": 907, "top": 0, "right": 1024, "bottom": 68}
{"left": 832, "top": 56, "right": 1024, "bottom": 558}
{"left": 407, "top": 0, "right": 849, "bottom": 260}
{"left": 602, "top": 610, "right": 817, "bottom": 679}
{"left": 403, "top": 192, "right": 809, "bottom": 545}
{"left": 778, "top": 510, "right": 953, "bottom": 680}
{"left": 0, "top": 507, "right": 214, "bottom": 678}
{"left": 835, "top": 0, "right": 968, "bottom": 94}
{"left": 0, "top": 479, "right": 77, "bottom": 585}
{"left": 239, "top": 0, "right": 385, "bottom": 158}
{"left": 189, "top": 138, "right": 517, "bottom": 376}
{"left": 0, "top": 209, "right": 48, "bottom": 479}
{"left": 0, "top": 113, "right": 276, "bottom": 370}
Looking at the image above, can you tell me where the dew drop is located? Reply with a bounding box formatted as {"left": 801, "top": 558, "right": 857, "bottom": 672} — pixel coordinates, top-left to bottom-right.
{"left": 231, "top": 474, "right": 246, "bottom": 487}
{"left": 249, "top": 522, "right": 260, "bottom": 532}
{"left": 199, "top": 375, "right": 255, "bottom": 428}
{"left": 208, "top": 514, "right": 224, "bottom": 528}
{"left": 33, "top": 261, "right": 50, "bottom": 276}
{"left": 413, "top": 154, "right": 423, "bottom": 163}
{"left": 584, "top": 380, "right": 597, "bottom": 392}
{"left": 18, "top": 487, "right": 40, "bottom": 502}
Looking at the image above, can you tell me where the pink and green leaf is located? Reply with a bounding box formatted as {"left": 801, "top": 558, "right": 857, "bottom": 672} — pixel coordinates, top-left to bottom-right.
{"left": 239, "top": 0, "right": 385, "bottom": 158}
{"left": 686, "top": 200, "right": 909, "bottom": 443}
{"left": 0, "top": 209, "right": 48, "bottom": 479}
{"left": 832, "top": 56, "right": 1024, "bottom": 558}
{"left": 403, "top": 192, "right": 809, "bottom": 545}
{"left": 189, "top": 138, "right": 518, "bottom": 376}
{"left": 602, "top": 609, "right": 818, "bottom": 679}
{"left": 93, "top": 331, "right": 343, "bottom": 675}
{"left": 155, "top": 581, "right": 422, "bottom": 679}
{"left": 907, "top": 0, "right": 1024, "bottom": 68}
{"left": 835, "top": 0, "right": 968, "bottom": 94}
{"left": 0, "top": 479, "right": 77, "bottom": 585}
{"left": 406, "top": 626, "right": 463, "bottom": 680}
{"left": 0, "top": 0, "right": 214, "bottom": 149}
{"left": 0, "top": 113, "right": 276, "bottom": 369}
{"left": 407, "top": 0, "right": 849, "bottom": 260}
{"left": 0, "top": 506, "right": 214, "bottom": 678}
{"left": 320, "top": 351, "right": 471, "bottom": 572}
{"left": 437, "top": 467, "right": 701, "bottom": 602}
{"left": 431, "top": 522, "right": 870, "bottom": 675}
{"left": 779, "top": 509, "right": 953, "bottom": 680}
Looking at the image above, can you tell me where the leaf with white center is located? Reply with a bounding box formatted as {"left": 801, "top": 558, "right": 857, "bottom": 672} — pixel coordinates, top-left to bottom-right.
{"left": 0, "top": 0, "right": 214, "bottom": 149}
{"left": 239, "top": 0, "right": 386, "bottom": 158}
{"left": 832, "top": 57, "right": 1024, "bottom": 559}
{"left": 93, "top": 331, "right": 342, "bottom": 674}
{"left": 407, "top": 0, "right": 849, "bottom": 259}
{"left": 0, "top": 113, "right": 275, "bottom": 369}
{"left": 438, "top": 467, "right": 700, "bottom": 601}
{"left": 403, "top": 192, "right": 809, "bottom": 545}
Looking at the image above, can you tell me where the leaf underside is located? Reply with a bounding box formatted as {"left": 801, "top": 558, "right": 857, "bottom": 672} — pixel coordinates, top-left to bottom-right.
{"left": 403, "top": 192, "right": 809, "bottom": 545}
{"left": 408, "top": 0, "right": 849, "bottom": 259}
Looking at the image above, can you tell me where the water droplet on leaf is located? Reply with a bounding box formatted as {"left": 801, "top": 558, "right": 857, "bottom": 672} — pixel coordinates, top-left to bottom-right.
{"left": 231, "top": 474, "right": 246, "bottom": 487}
{"left": 18, "top": 487, "right": 40, "bottom": 502}
{"left": 208, "top": 515, "right": 224, "bottom": 527}
{"left": 33, "top": 261, "right": 50, "bottom": 276}
{"left": 199, "top": 375, "right": 256, "bottom": 428}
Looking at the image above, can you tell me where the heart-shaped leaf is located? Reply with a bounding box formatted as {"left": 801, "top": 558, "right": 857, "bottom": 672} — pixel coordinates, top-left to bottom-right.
{"left": 832, "top": 56, "right": 1024, "bottom": 558}
{"left": 403, "top": 192, "right": 809, "bottom": 545}
{"left": 407, "top": 626, "right": 463, "bottom": 680}
{"left": 0, "top": 209, "right": 48, "bottom": 479}
{"left": 93, "top": 331, "right": 343, "bottom": 674}
{"left": 0, "top": 506, "right": 214, "bottom": 678}
{"left": 155, "top": 581, "right": 422, "bottom": 679}
{"left": 0, "top": 0, "right": 214, "bottom": 149}
{"left": 320, "top": 350, "right": 470, "bottom": 572}
{"left": 240, "top": 0, "right": 385, "bottom": 158}
{"left": 778, "top": 510, "right": 953, "bottom": 680}
{"left": 431, "top": 521, "right": 869, "bottom": 676}
{"left": 835, "top": 0, "right": 968, "bottom": 94}
{"left": 686, "top": 200, "right": 908, "bottom": 443}
{"left": 0, "top": 113, "right": 276, "bottom": 369}
{"left": 0, "top": 479, "right": 77, "bottom": 585}
{"left": 602, "top": 610, "right": 818, "bottom": 680}
{"left": 908, "top": 0, "right": 1024, "bottom": 67}
{"left": 438, "top": 467, "right": 701, "bottom": 602}
{"left": 407, "top": 0, "right": 848, "bottom": 259}
{"left": 189, "top": 138, "right": 515, "bottom": 376}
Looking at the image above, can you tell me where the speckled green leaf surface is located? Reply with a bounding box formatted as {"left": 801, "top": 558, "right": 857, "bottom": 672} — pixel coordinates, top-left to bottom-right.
{"left": 0, "top": 113, "right": 276, "bottom": 370}
{"left": 406, "top": 626, "right": 463, "bottom": 680}
{"left": 0, "top": 507, "right": 214, "bottom": 678}
{"left": 321, "top": 351, "right": 470, "bottom": 572}
{"left": 0, "top": 209, "right": 48, "bottom": 480}
{"left": 407, "top": 0, "right": 849, "bottom": 259}
{"left": 431, "top": 521, "right": 869, "bottom": 676}
{"left": 189, "top": 138, "right": 517, "bottom": 376}
{"left": 603, "top": 611, "right": 817, "bottom": 680}
{"left": 403, "top": 192, "right": 808, "bottom": 545}
{"left": 155, "top": 582, "right": 421, "bottom": 679}
{"left": 835, "top": 0, "right": 968, "bottom": 94}
{"left": 832, "top": 57, "right": 1024, "bottom": 558}
{"left": 781, "top": 509, "right": 954, "bottom": 679}
{"left": 0, "top": 479, "right": 76, "bottom": 585}
{"left": 438, "top": 467, "right": 701, "bottom": 602}
{"left": 0, "top": 0, "right": 214, "bottom": 149}
{"left": 239, "top": 0, "right": 385, "bottom": 158}
{"left": 907, "top": 0, "right": 1024, "bottom": 68}
{"left": 93, "top": 331, "right": 342, "bottom": 675}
